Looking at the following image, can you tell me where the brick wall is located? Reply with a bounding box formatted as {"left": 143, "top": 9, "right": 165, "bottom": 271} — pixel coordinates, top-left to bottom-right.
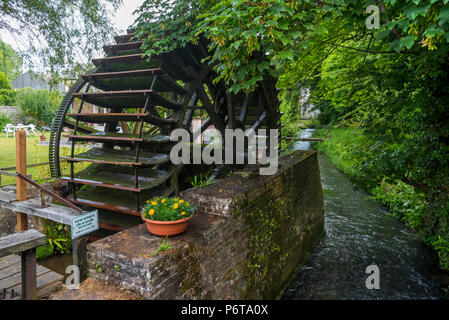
{"left": 87, "top": 150, "right": 324, "bottom": 299}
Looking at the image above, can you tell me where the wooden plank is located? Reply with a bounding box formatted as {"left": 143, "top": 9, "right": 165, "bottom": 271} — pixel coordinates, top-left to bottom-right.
{"left": 61, "top": 147, "right": 169, "bottom": 166}
{"left": 114, "top": 33, "right": 136, "bottom": 44}
{"left": 68, "top": 132, "right": 171, "bottom": 145}
{"left": 0, "top": 190, "right": 17, "bottom": 203}
{"left": 0, "top": 198, "right": 81, "bottom": 225}
{"left": 92, "top": 53, "right": 145, "bottom": 66}
{"left": 99, "top": 221, "right": 124, "bottom": 232}
{"left": 9, "top": 269, "right": 63, "bottom": 300}
{"left": 61, "top": 177, "right": 141, "bottom": 192}
{"left": 16, "top": 130, "right": 28, "bottom": 232}
{"left": 61, "top": 164, "right": 172, "bottom": 192}
{"left": 82, "top": 68, "right": 163, "bottom": 80}
{"left": 73, "top": 89, "right": 183, "bottom": 110}
{"left": 0, "top": 265, "right": 50, "bottom": 289}
{"left": 0, "top": 230, "right": 46, "bottom": 258}
{"left": 68, "top": 197, "right": 140, "bottom": 216}
{"left": 0, "top": 254, "right": 20, "bottom": 268}
{"left": 103, "top": 41, "right": 144, "bottom": 55}
{"left": 67, "top": 113, "right": 177, "bottom": 127}
{"left": 13, "top": 199, "right": 81, "bottom": 225}
{"left": 0, "top": 261, "right": 21, "bottom": 280}
{"left": 35, "top": 279, "right": 63, "bottom": 299}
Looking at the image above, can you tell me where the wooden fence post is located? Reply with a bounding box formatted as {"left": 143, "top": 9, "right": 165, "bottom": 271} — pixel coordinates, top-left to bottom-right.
{"left": 16, "top": 130, "right": 28, "bottom": 232}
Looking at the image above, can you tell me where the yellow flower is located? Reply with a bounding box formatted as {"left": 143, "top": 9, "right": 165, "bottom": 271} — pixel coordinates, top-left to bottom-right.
{"left": 149, "top": 209, "right": 155, "bottom": 216}
{"left": 179, "top": 200, "right": 184, "bottom": 204}
{"left": 174, "top": 203, "right": 179, "bottom": 209}
{"left": 181, "top": 211, "right": 186, "bottom": 216}
{"left": 161, "top": 199, "right": 166, "bottom": 203}
{"left": 146, "top": 200, "right": 150, "bottom": 204}
{"left": 152, "top": 201, "right": 157, "bottom": 206}
{"left": 174, "top": 198, "right": 179, "bottom": 202}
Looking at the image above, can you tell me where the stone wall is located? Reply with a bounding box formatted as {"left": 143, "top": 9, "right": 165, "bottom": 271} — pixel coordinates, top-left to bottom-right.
{"left": 87, "top": 150, "right": 324, "bottom": 299}
{"left": 0, "top": 106, "right": 34, "bottom": 125}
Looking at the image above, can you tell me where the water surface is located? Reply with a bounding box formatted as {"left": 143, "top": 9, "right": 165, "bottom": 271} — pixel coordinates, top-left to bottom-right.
{"left": 283, "top": 130, "right": 448, "bottom": 299}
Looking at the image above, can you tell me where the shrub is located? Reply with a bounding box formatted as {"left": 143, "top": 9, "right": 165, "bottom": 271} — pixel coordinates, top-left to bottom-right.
{"left": 42, "top": 219, "right": 72, "bottom": 256}
{"left": 0, "top": 89, "right": 17, "bottom": 105}
{"left": 16, "top": 88, "right": 62, "bottom": 125}
{"left": 0, "top": 112, "right": 12, "bottom": 132}
{"left": 0, "top": 72, "right": 12, "bottom": 90}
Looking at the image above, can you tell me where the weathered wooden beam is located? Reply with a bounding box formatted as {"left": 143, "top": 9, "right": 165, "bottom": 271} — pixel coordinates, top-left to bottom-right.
{"left": 197, "top": 85, "right": 226, "bottom": 133}
{"left": 0, "top": 230, "right": 46, "bottom": 259}
{"left": 21, "top": 248, "right": 37, "bottom": 300}
{"left": 16, "top": 130, "right": 28, "bottom": 232}
{"left": 0, "top": 190, "right": 17, "bottom": 203}
{"left": 0, "top": 198, "right": 81, "bottom": 225}
{"left": 72, "top": 236, "right": 88, "bottom": 282}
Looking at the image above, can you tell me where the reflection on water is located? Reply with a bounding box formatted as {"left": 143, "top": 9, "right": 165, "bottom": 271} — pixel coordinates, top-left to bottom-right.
{"left": 39, "top": 255, "right": 73, "bottom": 282}
{"left": 282, "top": 129, "right": 448, "bottom": 300}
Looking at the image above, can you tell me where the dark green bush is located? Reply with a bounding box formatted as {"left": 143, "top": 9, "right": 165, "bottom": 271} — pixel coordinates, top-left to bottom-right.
{"left": 0, "top": 89, "right": 17, "bottom": 105}
{"left": 0, "top": 72, "right": 12, "bottom": 90}
{"left": 16, "top": 88, "right": 62, "bottom": 125}
{"left": 0, "top": 112, "right": 12, "bottom": 131}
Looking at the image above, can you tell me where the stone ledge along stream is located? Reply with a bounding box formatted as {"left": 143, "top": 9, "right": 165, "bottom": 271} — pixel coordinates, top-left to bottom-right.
{"left": 282, "top": 130, "right": 449, "bottom": 300}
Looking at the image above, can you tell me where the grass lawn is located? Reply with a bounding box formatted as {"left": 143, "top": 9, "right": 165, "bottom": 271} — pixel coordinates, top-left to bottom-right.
{"left": 0, "top": 132, "right": 53, "bottom": 186}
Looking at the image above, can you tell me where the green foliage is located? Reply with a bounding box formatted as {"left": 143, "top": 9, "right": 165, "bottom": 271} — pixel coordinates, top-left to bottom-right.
{"left": 16, "top": 88, "right": 62, "bottom": 125}
{"left": 0, "top": 112, "right": 11, "bottom": 131}
{"left": 372, "top": 181, "right": 426, "bottom": 230}
{"left": 134, "top": 0, "right": 314, "bottom": 93}
{"left": 41, "top": 219, "right": 72, "bottom": 256}
{"left": 191, "top": 174, "right": 212, "bottom": 187}
{"left": 95, "top": 262, "right": 103, "bottom": 273}
{"left": 1, "top": 0, "right": 121, "bottom": 78}
{"left": 142, "top": 197, "right": 195, "bottom": 221}
{"left": 0, "top": 89, "right": 17, "bottom": 105}
{"left": 36, "top": 244, "right": 54, "bottom": 260}
{"left": 0, "top": 40, "right": 22, "bottom": 80}
{"left": 154, "top": 239, "right": 172, "bottom": 254}
{"left": 0, "top": 72, "right": 12, "bottom": 90}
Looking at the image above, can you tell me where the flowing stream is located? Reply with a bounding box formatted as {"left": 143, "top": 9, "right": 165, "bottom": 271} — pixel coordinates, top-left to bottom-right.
{"left": 282, "top": 129, "right": 449, "bottom": 300}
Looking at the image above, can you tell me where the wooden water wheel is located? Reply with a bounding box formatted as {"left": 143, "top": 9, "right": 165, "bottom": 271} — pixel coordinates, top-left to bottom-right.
{"left": 48, "top": 29, "right": 282, "bottom": 237}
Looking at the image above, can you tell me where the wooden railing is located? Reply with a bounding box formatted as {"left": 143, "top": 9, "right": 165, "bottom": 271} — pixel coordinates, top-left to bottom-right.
{"left": 0, "top": 162, "right": 48, "bottom": 186}
{"left": 0, "top": 161, "right": 68, "bottom": 186}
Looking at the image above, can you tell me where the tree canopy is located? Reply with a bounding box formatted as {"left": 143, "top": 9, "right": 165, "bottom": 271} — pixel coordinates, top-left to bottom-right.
{"left": 0, "top": 0, "right": 122, "bottom": 78}
{"left": 134, "top": 0, "right": 449, "bottom": 93}
{"left": 0, "top": 39, "right": 22, "bottom": 80}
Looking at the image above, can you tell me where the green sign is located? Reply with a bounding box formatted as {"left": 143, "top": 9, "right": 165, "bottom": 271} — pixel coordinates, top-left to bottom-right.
{"left": 71, "top": 210, "right": 99, "bottom": 239}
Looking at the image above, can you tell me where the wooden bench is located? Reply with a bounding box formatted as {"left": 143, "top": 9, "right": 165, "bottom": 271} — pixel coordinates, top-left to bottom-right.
{"left": 0, "top": 230, "right": 46, "bottom": 300}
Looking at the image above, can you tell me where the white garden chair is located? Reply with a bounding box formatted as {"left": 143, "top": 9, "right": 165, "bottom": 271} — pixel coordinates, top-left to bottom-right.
{"left": 15, "top": 124, "right": 31, "bottom": 136}
{"left": 3, "top": 123, "right": 16, "bottom": 138}
{"left": 27, "top": 124, "right": 38, "bottom": 136}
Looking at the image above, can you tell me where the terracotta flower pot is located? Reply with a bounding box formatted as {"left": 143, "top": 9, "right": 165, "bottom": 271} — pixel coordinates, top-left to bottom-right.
{"left": 144, "top": 216, "right": 193, "bottom": 237}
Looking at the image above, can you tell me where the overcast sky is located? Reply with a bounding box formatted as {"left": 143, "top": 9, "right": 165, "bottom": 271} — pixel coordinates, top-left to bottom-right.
{"left": 112, "top": 0, "right": 145, "bottom": 33}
